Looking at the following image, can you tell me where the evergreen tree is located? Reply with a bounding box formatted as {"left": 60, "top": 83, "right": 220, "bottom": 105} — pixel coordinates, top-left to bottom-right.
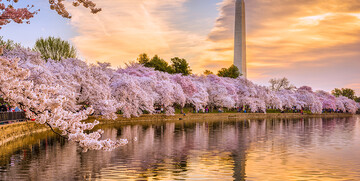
{"left": 137, "top": 53, "right": 150, "bottom": 65}
{"left": 145, "top": 55, "right": 174, "bottom": 73}
{"left": 204, "top": 70, "right": 214, "bottom": 75}
{"left": 171, "top": 57, "right": 192, "bottom": 75}
{"left": 355, "top": 96, "right": 360, "bottom": 103}
{"left": 217, "top": 65, "right": 241, "bottom": 78}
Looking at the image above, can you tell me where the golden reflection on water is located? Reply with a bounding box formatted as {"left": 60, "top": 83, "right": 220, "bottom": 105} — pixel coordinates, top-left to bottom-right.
{"left": 245, "top": 116, "right": 360, "bottom": 181}
{"left": 0, "top": 130, "right": 53, "bottom": 165}
{"left": 0, "top": 116, "right": 360, "bottom": 180}
{"left": 98, "top": 150, "right": 235, "bottom": 180}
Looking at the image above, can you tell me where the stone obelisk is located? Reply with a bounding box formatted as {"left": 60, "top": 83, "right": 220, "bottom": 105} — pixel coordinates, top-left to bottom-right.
{"left": 234, "top": 0, "right": 247, "bottom": 78}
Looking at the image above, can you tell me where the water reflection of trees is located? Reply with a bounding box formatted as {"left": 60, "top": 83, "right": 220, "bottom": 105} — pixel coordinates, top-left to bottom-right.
{"left": 0, "top": 116, "right": 358, "bottom": 180}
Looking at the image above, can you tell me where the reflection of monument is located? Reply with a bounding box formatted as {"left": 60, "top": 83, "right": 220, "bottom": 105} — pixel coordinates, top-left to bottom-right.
{"left": 234, "top": 0, "right": 247, "bottom": 78}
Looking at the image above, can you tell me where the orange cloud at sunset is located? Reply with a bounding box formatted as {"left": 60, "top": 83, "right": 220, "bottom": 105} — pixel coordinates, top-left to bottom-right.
{"left": 66, "top": 0, "right": 360, "bottom": 94}
{"left": 66, "top": 0, "right": 206, "bottom": 66}
{"left": 206, "top": 0, "right": 360, "bottom": 93}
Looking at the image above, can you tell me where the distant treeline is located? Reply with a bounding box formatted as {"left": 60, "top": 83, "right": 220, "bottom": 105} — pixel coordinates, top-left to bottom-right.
{"left": 136, "top": 53, "right": 241, "bottom": 78}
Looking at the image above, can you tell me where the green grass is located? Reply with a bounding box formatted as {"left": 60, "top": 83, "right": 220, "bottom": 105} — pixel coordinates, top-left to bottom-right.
{"left": 116, "top": 107, "right": 315, "bottom": 115}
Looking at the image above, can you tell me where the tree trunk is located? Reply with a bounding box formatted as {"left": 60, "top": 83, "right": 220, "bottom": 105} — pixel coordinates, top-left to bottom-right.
{"left": 0, "top": 47, "right": 3, "bottom": 56}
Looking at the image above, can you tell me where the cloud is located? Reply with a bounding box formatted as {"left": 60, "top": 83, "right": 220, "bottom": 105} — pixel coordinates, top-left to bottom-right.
{"left": 208, "top": 0, "right": 235, "bottom": 42}
{"left": 204, "top": 0, "right": 360, "bottom": 92}
{"left": 66, "top": 0, "right": 207, "bottom": 67}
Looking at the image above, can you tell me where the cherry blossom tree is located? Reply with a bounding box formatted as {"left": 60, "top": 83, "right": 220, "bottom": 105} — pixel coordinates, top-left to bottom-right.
{"left": 234, "top": 77, "right": 267, "bottom": 112}
{"left": 206, "top": 74, "right": 237, "bottom": 109}
{"left": 4, "top": 47, "right": 119, "bottom": 118}
{"left": 316, "top": 90, "right": 336, "bottom": 110}
{"left": 116, "top": 64, "right": 186, "bottom": 116}
{"left": 186, "top": 75, "right": 209, "bottom": 110}
{"left": 1, "top": 47, "right": 358, "bottom": 152}
{"left": 49, "top": 0, "right": 101, "bottom": 18}
{"left": 111, "top": 73, "right": 155, "bottom": 118}
{"left": 295, "top": 86, "right": 322, "bottom": 113}
{"left": 335, "top": 96, "right": 357, "bottom": 114}
{"left": 0, "top": 0, "right": 38, "bottom": 29}
{"left": 3, "top": 46, "right": 359, "bottom": 116}
{"left": 0, "top": 56, "right": 127, "bottom": 151}
{"left": 0, "top": 0, "right": 101, "bottom": 29}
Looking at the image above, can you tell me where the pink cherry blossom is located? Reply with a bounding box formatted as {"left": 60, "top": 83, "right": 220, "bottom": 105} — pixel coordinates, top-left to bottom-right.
{"left": 1, "top": 47, "right": 358, "bottom": 151}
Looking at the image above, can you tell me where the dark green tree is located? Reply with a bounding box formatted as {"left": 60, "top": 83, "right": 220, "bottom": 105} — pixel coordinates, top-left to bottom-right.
{"left": 217, "top": 65, "right": 241, "bottom": 78}
{"left": 34, "top": 36, "right": 77, "bottom": 61}
{"left": 203, "top": 70, "right": 214, "bottom": 75}
{"left": 137, "top": 53, "right": 150, "bottom": 65}
{"left": 355, "top": 96, "right": 360, "bottom": 103}
{"left": 144, "top": 55, "right": 173, "bottom": 73}
{"left": 331, "top": 88, "right": 342, "bottom": 97}
{"left": 331, "top": 88, "right": 356, "bottom": 100}
{"left": 171, "top": 57, "right": 192, "bottom": 75}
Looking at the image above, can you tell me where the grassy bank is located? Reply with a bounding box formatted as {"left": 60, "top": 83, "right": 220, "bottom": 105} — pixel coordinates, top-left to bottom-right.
{"left": 94, "top": 112, "right": 354, "bottom": 125}
{"left": 0, "top": 121, "right": 48, "bottom": 146}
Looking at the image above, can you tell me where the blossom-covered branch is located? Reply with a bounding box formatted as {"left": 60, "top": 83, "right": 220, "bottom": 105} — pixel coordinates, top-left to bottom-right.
{"left": 0, "top": 56, "right": 127, "bottom": 152}
{"left": 0, "top": 0, "right": 101, "bottom": 28}
{"left": 0, "top": 0, "right": 39, "bottom": 28}
{"left": 49, "top": 0, "right": 101, "bottom": 18}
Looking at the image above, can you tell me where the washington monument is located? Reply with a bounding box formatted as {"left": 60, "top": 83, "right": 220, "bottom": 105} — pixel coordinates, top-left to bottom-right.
{"left": 234, "top": 0, "right": 247, "bottom": 78}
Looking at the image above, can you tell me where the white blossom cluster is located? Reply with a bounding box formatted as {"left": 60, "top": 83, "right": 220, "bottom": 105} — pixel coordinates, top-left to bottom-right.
{"left": 0, "top": 47, "right": 358, "bottom": 150}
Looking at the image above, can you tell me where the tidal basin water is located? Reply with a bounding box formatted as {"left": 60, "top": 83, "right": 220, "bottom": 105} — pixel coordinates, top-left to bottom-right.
{"left": 1, "top": 116, "right": 360, "bottom": 180}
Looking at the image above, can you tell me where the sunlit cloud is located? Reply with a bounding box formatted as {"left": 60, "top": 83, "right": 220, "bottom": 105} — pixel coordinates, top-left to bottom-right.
{"left": 66, "top": 0, "right": 207, "bottom": 67}
{"left": 208, "top": 0, "right": 235, "bottom": 42}
{"left": 205, "top": 0, "right": 360, "bottom": 94}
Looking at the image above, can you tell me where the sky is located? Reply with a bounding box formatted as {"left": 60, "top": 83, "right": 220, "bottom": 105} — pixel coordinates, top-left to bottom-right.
{"left": 1, "top": 0, "right": 360, "bottom": 95}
